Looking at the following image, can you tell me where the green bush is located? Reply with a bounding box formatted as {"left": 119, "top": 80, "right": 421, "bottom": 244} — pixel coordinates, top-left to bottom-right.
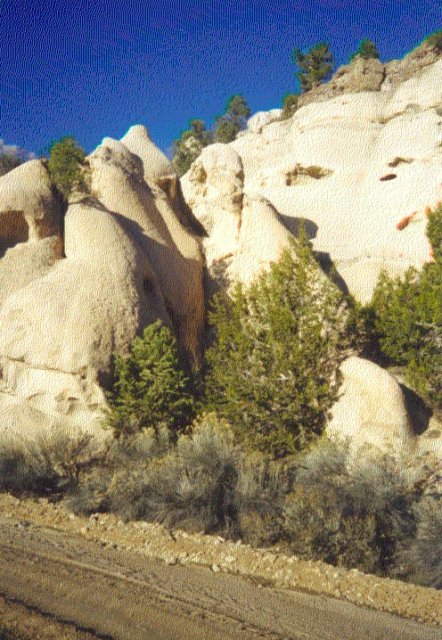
{"left": 72, "top": 413, "right": 293, "bottom": 537}
{"left": 101, "top": 414, "right": 241, "bottom": 533}
{"left": 427, "top": 203, "right": 442, "bottom": 262}
{"left": 282, "top": 442, "right": 417, "bottom": 575}
{"left": 67, "top": 426, "right": 172, "bottom": 515}
{"left": 397, "top": 497, "right": 442, "bottom": 589}
{"left": 65, "top": 423, "right": 440, "bottom": 588}
{"left": 236, "top": 452, "right": 296, "bottom": 546}
{"left": 369, "top": 204, "right": 442, "bottom": 408}
{"left": 350, "top": 39, "right": 380, "bottom": 61}
{"left": 425, "top": 30, "right": 442, "bottom": 51}
{"left": 47, "top": 135, "right": 86, "bottom": 198}
{"left": 214, "top": 95, "right": 251, "bottom": 143}
{"left": 203, "top": 235, "right": 349, "bottom": 457}
{"left": 293, "top": 43, "right": 334, "bottom": 92}
{"left": 105, "top": 320, "right": 195, "bottom": 439}
{"left": 281, "top": 93, "right": 299, "bottom": 119}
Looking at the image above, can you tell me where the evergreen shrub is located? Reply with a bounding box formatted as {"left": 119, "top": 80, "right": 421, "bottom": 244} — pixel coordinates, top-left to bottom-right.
{"left": 369, "top": 204, "right": 442, "bottom": 409}
{"left": 105, "top": 321, "right": 194, "bottom": 439}
{"left": 203, "top": 234, "right": 349, "bottom": 457}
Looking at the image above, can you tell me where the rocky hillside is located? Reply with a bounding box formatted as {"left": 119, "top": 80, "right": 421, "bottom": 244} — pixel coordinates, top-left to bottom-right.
{"left": 184, "top": 38, "right": 441, "bottom": 303}
{"left": 0, "top": 39, "right": 441, "bottom": 452}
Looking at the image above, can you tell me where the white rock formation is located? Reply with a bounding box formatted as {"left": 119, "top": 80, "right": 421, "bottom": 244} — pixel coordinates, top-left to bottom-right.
{"left": 327, "top": 356, "right": 414, "bottom": 455}
{"left": 181, "top": 143, "right": 294, "bottom": 290}
{"left": 0, "top": 131, "right": 204, "bottom": 437}
{"left": 0, "top": 43, "right": 440, "bottom": 447}
{"left": 0, "top": 236, "right": 63, "bottom": 308}
{"left": 121, "top": 124, "right": 177, "bottom": 183}
{"left": 226, "top": 58, "right": 442, "bottom": 302}
{"left": 88, "top": 135, "right": 204, "bottom": 365}
{"left": 0, "top": 160, "right": 61, "bottom": 255}
{"left": 247, "top": 109, "right": 283, "bottom": 133}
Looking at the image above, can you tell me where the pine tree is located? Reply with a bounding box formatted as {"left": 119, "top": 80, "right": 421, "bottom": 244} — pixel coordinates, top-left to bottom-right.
{"left": 204, "top": 236, "right": 348, "bottom": 458}
{"left": 293, "top": 43, "right": 333, "bottom": 92}
{"left": 172, "top": 119, "right": 212, "bottom": 176}
{"left": 47, "top": 136, "right": 86, "bottom": 198}
{"left": 105, "top": 321, "right": 195, "bottom": 439}
{"left": 214, "top": 95, "right": 251, "bottom": 143}
{"left": 350, "top": 39, "right": 380, "bottom": 61}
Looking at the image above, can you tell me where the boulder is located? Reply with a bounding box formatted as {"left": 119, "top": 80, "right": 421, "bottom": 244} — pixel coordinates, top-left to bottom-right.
{"left": 297, "top": 57, "right": 385, "bottom": 110}
{"left": 182, "top": 143, "right": 244, "bottom": 223}
{"left": 232, "top": 195, "right": 293, "bottom": 285}
{"left": 327, "top": 357, "right": 414, "bottom": 454}
{"left": 0, "top": 199, "right": 172, "bottom": 435}
{"left": 0, "top": 160, "right": 61, "bottom": 256}
{"left": 0, "top": 236, "right": 63, "bottom": 308}
{"left": 383, "top": 37, "right": 442, "bottom": 89}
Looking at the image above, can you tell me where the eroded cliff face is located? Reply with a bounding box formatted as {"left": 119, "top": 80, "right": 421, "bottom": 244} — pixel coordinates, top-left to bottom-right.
{"left": 0, "top": 41, "right": 440, "bottom": 448}
{"left": 219, "top": 49, "right": 442, "bottom": 303}
{"left": 0, "top": 126, "right": 204, "bottom": 436}
{"left": 182, "top": 41, "right": 442, "bottom": 303}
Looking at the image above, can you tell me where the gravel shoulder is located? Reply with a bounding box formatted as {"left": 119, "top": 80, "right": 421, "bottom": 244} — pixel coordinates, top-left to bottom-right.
{"left": 0, "top": 492, "right": 440, "bottom": 639}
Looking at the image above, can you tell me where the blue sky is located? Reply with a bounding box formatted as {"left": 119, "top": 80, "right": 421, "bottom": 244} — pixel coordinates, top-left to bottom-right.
{"left": 1, "top": 1, "right": 441, "bottom": 157}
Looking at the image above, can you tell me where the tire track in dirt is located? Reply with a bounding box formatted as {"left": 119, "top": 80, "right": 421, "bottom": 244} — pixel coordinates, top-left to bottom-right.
{"left": 1, "top": 517, "right": 440, "bottom": 640}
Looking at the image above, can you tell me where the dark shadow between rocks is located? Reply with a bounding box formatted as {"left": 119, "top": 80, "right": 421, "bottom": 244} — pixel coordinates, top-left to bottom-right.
{"left": 399, "top": 383, "right": 432, "bottom": 436}
{"left": 0, "top": 211, "right": 29, "bottom": 259}
{"left": 314, "top": 251, "right": 350, "bottom": 296}
{"left": 279, "top": 215, "right": 318, "bottom": 241}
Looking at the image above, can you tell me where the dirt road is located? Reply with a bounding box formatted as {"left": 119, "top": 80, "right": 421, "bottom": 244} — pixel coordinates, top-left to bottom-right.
{"left": 0, "top": 516, "right": 439, "bottom": 640}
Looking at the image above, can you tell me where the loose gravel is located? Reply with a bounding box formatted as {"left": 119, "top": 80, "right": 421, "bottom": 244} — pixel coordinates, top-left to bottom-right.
{"left": 0, "top": 492, "right": 440, "bottom": 627}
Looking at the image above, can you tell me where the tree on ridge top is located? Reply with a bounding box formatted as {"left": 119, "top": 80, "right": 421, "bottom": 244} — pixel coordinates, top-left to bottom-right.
{"left": 293, "top": 43, "right": 334, "bottom": 93}
{"left": 350, "top": 39, "right": 380, "bottom": 62}
{"left": 214, "top": 95, "right": 251, "bottom": 143}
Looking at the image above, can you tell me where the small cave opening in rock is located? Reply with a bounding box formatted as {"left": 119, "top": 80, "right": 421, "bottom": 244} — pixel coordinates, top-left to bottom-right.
{"left": 379, "top": 173, "right": 397, "bottom": 181}
{"left": 388, "top": 157, "right": 413, "bottom": 168}
{"left": 285, "top": 164, "right": 333, "bottom": 185}
{"left": 0, "top": 211, "right": 29, "bottom": 258}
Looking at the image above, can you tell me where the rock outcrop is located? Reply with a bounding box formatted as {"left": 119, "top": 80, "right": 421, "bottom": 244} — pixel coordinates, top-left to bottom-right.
{"left": 383, "top": 37, "right": 442, "bottom": 88}
{"left": 0, "top": 160, "right": 61, "bottom": 257}
{"left": 327, "top": 357, "right": 415, "bottom": 455}
{"left": 0, "top": 129, "right": 204, "bottom": 436}
{"left": 0, "top": 41, "right": 440, "bottom": 449}
{"left": 181, "top": 143, "right": 293, "bottom": 292}
{"left": 297, "top": 57, "right": 386, "bottom": 109}
{"left": 0, "top": 236, "right": 63, "bottom": 308}
{"left": 247, "top": 109, "right": 283, "bottom": 133}
{"left": 201, "top": 41, "right": 441, "bottom": 303}
{"left": 88, "top": 135, "right": 204, "bottom": 365}
{"left": 227, "top": 55, "right": 442, "bottom": 302}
